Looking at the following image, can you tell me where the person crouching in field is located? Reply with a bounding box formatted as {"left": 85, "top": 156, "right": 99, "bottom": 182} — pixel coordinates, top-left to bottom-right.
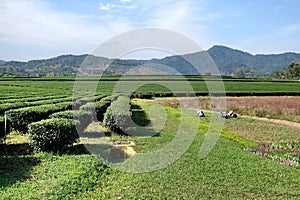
{"left": 197, "top": 110, "right": 205, "bottom": 117}
{"left": 228, "top": 110, "right": 237, "bottom": 118}
{"left": 221, "top": 111, "right": 237, "bottom": 119}
{"left": 221, "top": 111, "right": 228, "bottom": 119}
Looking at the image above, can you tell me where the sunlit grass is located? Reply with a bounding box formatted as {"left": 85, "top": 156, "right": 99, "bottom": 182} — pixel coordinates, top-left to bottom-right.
{"left": 1, "top": 98, "right": 300, "bottom": 199}
{"left": 225, "top": 117, "right": 300, "bottom": 143}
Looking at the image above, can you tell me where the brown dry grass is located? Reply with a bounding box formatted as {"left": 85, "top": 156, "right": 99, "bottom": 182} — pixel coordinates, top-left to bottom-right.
{"left": 226, "top": 96, "right": 300, "bottom": 123}
{"left": 153, "top": 96, "right": 300, "bottom": 123}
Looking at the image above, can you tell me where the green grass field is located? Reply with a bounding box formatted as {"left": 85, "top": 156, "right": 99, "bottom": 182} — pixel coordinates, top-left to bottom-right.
{"left": 1, "top": 77, "right": 300, "bottom": 199}
{"left": 1, "top": 99, "right": 300, "bottom": 199}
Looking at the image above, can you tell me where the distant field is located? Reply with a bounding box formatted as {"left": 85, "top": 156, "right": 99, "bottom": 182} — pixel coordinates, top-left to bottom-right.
{"left": 0, "top": 76, "right": 299, "bottom": 96}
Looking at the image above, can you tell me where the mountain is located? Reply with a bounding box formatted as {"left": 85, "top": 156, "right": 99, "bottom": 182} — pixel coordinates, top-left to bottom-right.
{"left": 207, "top": 45, "right": 300, "bottom": 75}
{"left": 0, "top": 60, "right": 5, "bottom": 65}
{"left": 1, "top": 46, "right": 300, "bottom": 77}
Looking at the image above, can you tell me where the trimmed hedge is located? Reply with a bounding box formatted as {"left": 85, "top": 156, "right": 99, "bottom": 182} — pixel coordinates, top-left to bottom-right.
{"left": 76, "top": 94, "right": 107, "bottom": 105}
{"left": 50, "top": 110, "right": 92, "bottom": 133}
{"left": 80, "top": 96, "right": 112, "bottom": 121}
{"left": 103, "top": 95, "right": 132, "bottom": 135}
{"left": 0, "top": 116, "right": 5, "bottom": 138}
{"left": 0, "top": 96, "right": 73, "bottom": 115}
{"left": 74, "top": 94, "right": 107, "bottom": 110}
{"left": 0, "top": 95, "right": 68, "bottom": 104}
{"left": 6, "top": 102, "right": 75, "bottom": 133}
{"left": 28, "top": 118, "right": 79, "bottom": 152}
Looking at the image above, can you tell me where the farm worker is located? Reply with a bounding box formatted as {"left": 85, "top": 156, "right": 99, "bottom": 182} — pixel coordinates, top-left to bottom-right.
{"left": 221, "top": 111, "right": 228, "bottom": 119}
{"left": 228, "top": 110, "right": 237, "bottom": 118}
{"left": 197, "top": 109, "right": 205, "bottom": 117}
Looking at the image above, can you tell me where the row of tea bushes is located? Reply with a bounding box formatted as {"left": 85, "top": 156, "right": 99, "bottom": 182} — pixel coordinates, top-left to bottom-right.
{"left": 0, "top": 116, "right": 4, "bottom": 138}
{"left": 50, "top": 110, "right": 92, "bottom": 133}
{"left": 0, "top": 94, "right": 68, "bottom": 104}
{"left": 3, "top": 94, "right": 114, "bottom": 151}
{"left": 28, "top": 118, "right": 79, "bottom": 152}
{"left": 5, "top": 101, "right": 76, "bottom": 133}
{"left": 27, "top": 95, "right": 113, "bottom": 152}
{"left": 80, "top": 96, "right": 112, "bottom": 121}
{"left": 26, "top": 95, "right": 111, "bottom": 152}
{"left": 75, "top": 94, "right": 107, "bottom": 105}
{"left": 0, "top": 96, "right": 74, "bottom": 115}
{"left": 103, "top": 95, "right": 132, "bottom": 135}
{"left": 0, "top": 94, "right": 101, "bottom": 136}
{"left": 0, "top": 93, "right": 47, "bottom": 100}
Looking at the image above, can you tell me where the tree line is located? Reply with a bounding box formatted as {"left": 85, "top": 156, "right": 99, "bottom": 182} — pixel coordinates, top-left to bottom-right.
{"left": 272, "top": 62, "right": 300, "bottom": 80}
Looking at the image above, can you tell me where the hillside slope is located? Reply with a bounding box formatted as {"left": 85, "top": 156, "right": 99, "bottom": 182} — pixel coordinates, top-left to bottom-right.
{"left": 1, "top": 46, "right": 300, "bottom": 76}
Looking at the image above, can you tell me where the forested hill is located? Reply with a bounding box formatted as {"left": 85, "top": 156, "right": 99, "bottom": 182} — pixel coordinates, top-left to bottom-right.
{"left": 207, "top": 45, "right": 300, "bottom": 76}
{"left": 1, "top": 46, "right": 300, "bottom": 77}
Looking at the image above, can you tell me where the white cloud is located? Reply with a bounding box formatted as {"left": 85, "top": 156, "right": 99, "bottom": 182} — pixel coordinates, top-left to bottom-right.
{"left": 99, "top": 3, "right": 111, "bottom": 10}
{"left": 0, "top": 0, "right": 135, "bottom": 60}
{"left": 140, "top": 0, "right": 214, "bottom": 49}
{"left": 0, "top": 1, "right": 104, "bottom": 46}
{"left": 0, "top": 0, "right": 216, "bottom": 60}
{"left": 99, "top": 2, "right": 137, "bottom": 11}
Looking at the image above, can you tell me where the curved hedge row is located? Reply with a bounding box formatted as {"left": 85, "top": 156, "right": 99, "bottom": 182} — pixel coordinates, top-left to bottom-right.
{"left": 74, "top": 94, "right": 107, "bottom": 110}
{"left": 6, "top": 102, "right": 75, "bottom": 133}
{"left": 76, "top": 94, "right": 107, "bottom": 105}
{"left": 0, "top": 96, "right": 74, "bottom": 115}
{"left": 50, "top": 110, "right": 92, "bottom": 133}
{"left": 103, "top": 95, "right": 132, "bottom": 135}
{"left": 80, "top": 96, "right": 112, "bottom": 121}
{"left": 0, "top": 116, "right": 5, "bottom": 138}
{"left": 28, "top": 118, "right": 79, "bottom": 152}
{"left": 0, "top": 94, "right": 68, "bottom": 104}
{"left": 0, "top": 94, "right": 41, "bottom": 100}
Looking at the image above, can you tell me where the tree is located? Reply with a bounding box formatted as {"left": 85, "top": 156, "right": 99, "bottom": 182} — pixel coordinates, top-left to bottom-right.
{"left": 232, "top": 67, "right": 245, "bottom": 78}
{"left": 271, "top": 70, "right": 285, "bottom": 79}
{"left": 285, "top": 63, "right": 300, "bottom": 79}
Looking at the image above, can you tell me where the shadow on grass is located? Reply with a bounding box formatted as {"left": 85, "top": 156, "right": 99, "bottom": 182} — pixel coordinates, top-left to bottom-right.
{"left": 85, "top": 143, "right": 130, "bottom": 164}
{"left": 82, "top": 131, "right": 112, "bottom": 138}
{"left": 57, "top": 144, "right": 91, "bottom": 155}
{"left": 131, "top": 104, "right": 151, "bottom": 127}
{"left": 0, "top": 142, "right": 94, "bottom": 189}
{"left": 0, "top": 143, "right": 33, "bottom": 156}
{"left": 44, "top": 158, "right": 110, "bottom": 198}
{"left": 0, "top": 143, "right": 40, "bottom": 188}
{"left": 130, "top": 103, "right": 161, "bottom": 137}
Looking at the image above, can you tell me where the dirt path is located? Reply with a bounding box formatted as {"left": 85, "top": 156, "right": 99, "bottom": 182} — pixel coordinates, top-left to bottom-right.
{"left": 238, "top": 115, "right": 300, "bottom": 130}
{"left": 198, "top": 109, "right": 300, "bottom": 130}
{"left": 199, "top": 109, "right": 300, "bottom": 130}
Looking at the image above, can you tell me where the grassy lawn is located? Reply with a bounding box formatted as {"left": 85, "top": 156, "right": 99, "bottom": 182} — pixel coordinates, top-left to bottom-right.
{"left": 1, "top": 99, "right": 300, "bottom": 199}
{"left": 225, "top": 117, "right": 300, "bottom": 143}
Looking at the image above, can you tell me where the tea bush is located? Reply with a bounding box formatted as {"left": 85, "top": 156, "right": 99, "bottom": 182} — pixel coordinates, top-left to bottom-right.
{"left": 50, "top": 110, "right": 92, "bottom": 133}
{"left": 6, "top": 102, "right": 75, "bottom": 133}
{"left": 0, "top": 116, "right": 5, "bottom": 138}
{"left": 103, "top": 95, "right": 132, "bottom": 135}
{"left": 0, "top": 96, "right": 73, "bottom": 115}
{"left": 80, "top": 96, "right": 111, "bottom": 121}
{"left": 76, "top": 94, "right": 106, "bottom": 105}
{"left": 28, "top": 118, "right": 79, "bottom": 152}
{"left": 0, "top": 94, "right": 67, "bottom": 104}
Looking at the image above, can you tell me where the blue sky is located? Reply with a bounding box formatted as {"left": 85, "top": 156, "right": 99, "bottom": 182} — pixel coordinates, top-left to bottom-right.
{"left": 1, "top": 0, "right": 300, "bottom": 61}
